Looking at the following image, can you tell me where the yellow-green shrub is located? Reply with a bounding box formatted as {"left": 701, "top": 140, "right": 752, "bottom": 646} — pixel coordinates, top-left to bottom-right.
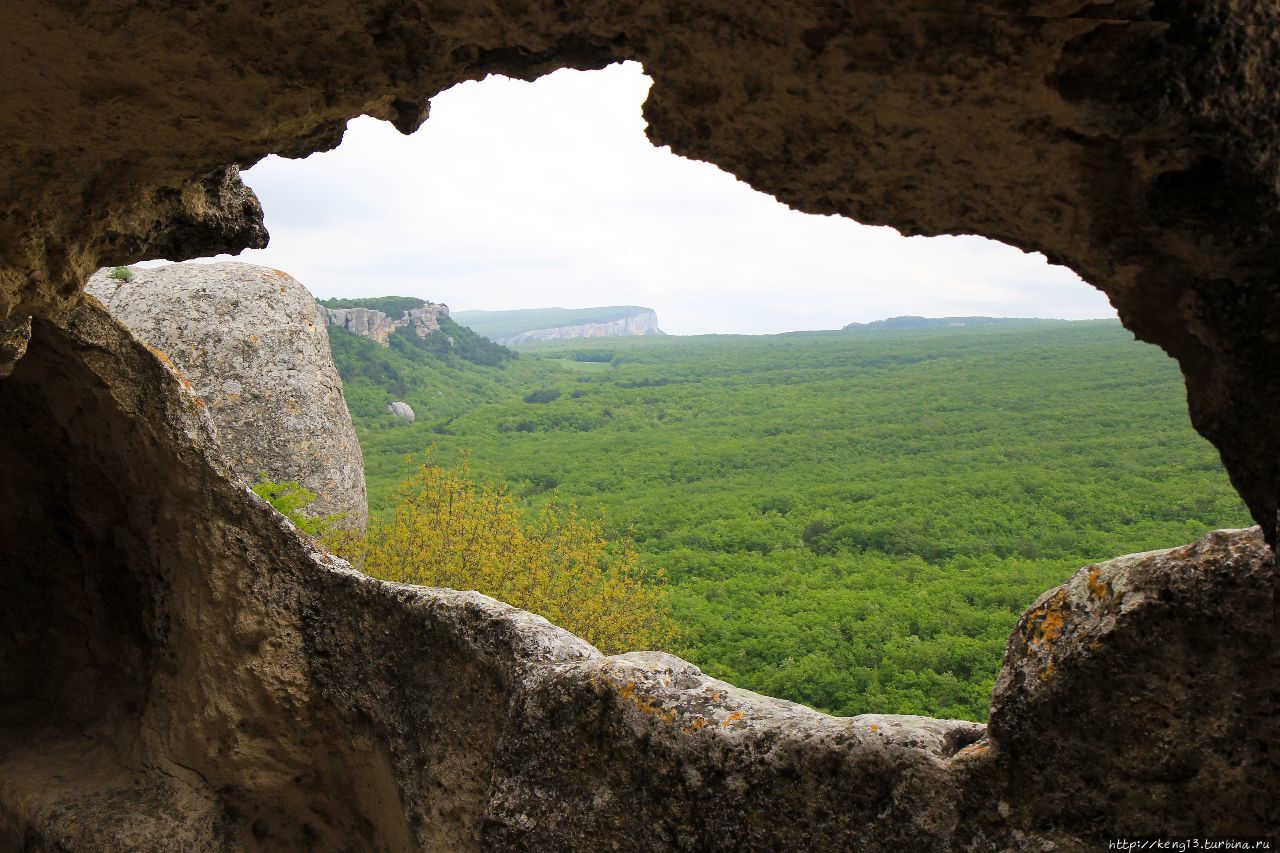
{"left": 354, "top": 460, "right": 677, "bottom": 654}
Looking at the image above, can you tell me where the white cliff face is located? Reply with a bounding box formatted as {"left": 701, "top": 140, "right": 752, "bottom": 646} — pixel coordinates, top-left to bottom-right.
{"left": 500, "top": 310, "right": 663, "bottom": 345}
{"left": 319, "top": 303, "right": 449, "bottom": 346}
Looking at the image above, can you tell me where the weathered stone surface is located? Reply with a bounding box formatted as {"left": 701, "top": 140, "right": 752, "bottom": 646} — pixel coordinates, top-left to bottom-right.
{"left": 321, "top": 305, "right": 400, "bottom": 345}
{"left": 483, "top": 652, "right": 983, "bottom": 850}
{"left": 0, "top": 298, "right": 1273, "bottom": 848}
{"left": 0, "top": 315, "right": 31, "bottom": 379}
{"left": 320, "top": 302, "right": 449, "bottom": 347}
{"left": 979, "top": 526, "right": 1279, "bottom": 841}
{"left": 387, "top": 400, "right": 416, "bottom": 422}
{"left": 0, "top": 0, "right": 1277, "bottom": 540}
{"left": 501, "top": 309, "right": 663, "bottom": 345}
{"left": 87, "top": 262, "right": 367, "bottom": 530}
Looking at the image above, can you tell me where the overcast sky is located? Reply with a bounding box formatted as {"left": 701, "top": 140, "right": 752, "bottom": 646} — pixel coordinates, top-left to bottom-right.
{"left": 187, "top": 61, "right": 1112, "bottom": 336}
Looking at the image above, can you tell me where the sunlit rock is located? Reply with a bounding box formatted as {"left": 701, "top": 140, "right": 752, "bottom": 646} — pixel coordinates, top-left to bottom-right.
{"left": 319, "top": 302, "right": 449, "bottom": 347}
{"left": 87, "top": 262, "right": 367, "bottom": 531}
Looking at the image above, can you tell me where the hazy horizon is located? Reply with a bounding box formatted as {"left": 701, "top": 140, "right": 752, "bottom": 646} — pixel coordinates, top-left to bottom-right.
{"left": 319, "top": 295, "right": 1117, "bottom": 337}
{"left": 149, "top": 61, "right": 1116, "bottom": 335}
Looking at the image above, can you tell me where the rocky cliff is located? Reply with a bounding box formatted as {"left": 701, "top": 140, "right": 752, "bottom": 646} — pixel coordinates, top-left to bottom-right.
{"left": 87, "top": 262, "right": 367, "bottom": 531}
{"left": 319, "top": 302, "right": 449, "bottom": 347}
{"left": 502, "top": 309, "right": 663, "bottom": 345}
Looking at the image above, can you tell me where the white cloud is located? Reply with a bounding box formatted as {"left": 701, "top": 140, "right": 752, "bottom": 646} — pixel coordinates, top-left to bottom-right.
{"left": 169, "top": 61, "right": 1112, "bottom": 335}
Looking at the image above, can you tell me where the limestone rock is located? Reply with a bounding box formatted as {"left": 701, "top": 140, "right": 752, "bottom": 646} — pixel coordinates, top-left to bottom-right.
{"left": 319, "top": 305, "right": 399, "bottom": 345}
{"left": 980, "top": 526, "right": 1278, "bottom": 840}
{"left": 87, "top": 262, "right": 367, "bottom": 531}
{"left": 387, "top": 401, "right": 415, "bottom": 423}
{"left": 0, "top": 315, "right": 31, "bottom": 378}
{"left": 501, "top": 309, "right": 663, "bottom": 345}
{"left": 320, "top": 302, "right": 449, "bottom": 347}
{"left": 2, "top": 1, "right": 1280, "bottom": 847}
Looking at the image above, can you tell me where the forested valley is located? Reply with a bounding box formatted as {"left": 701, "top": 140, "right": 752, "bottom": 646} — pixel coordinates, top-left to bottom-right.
{"left": 327, "top": 317, "right": 1251, "bottom": 721}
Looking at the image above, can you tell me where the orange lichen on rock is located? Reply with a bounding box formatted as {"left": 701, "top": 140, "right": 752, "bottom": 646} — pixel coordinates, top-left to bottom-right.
{"left": 608, "top": 676, "right": 677, "bottom": 724}
{"left": 1086, "top": 566, "right": 1113, "bottom": 602}
{"left": 683, "top": 717, "right": 709, "bottom": 734}
{"left": 144, "top": 343, "right": 195, "bottom": 392}
{"left": 1024, "top": 589, "right": 1070, "bottom": 649}
{"left": 951, "top": 742, "right": 990, "bottom": 762}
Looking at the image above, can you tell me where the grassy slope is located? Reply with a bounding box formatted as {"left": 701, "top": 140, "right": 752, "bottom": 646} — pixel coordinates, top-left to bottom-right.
{"left": 451, "top": 306, "right": 653, "bottom": 340}
{"left": 336, "top": 320, "right": 1250, "bottom": 721}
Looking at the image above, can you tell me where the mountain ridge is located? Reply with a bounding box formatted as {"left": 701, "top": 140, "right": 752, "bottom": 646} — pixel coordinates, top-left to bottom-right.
{"left": 453, "top": 305, "right": 663, "bottom": 344}
{"left": 842, "top": 315, "right": 1071, "bottom": 331}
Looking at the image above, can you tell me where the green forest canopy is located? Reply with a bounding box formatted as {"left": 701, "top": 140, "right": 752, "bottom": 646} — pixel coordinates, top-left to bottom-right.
{"left": 328, "top": 318, "right": 1251, "bottom": 722}
{"left": 318, "top": 295, "right": 429, "bottom": 317}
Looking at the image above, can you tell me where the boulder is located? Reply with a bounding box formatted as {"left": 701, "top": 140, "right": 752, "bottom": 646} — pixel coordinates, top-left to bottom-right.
{"left": 387, "top": 401, "right": 415, "bottom": 423}
{"left": 979, "top": 527, "right": 1279, "bottom": 841}
{"left": 87, "top": 262, "right": 367, "bottom": 531}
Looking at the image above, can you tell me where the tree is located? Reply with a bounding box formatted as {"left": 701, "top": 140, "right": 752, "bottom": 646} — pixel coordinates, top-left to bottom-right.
{"left": 354, "top": 459, "right": 678, "bottom": 654}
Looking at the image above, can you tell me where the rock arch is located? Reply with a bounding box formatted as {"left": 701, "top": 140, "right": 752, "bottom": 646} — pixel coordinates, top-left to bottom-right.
{"left": 0, "top": 1, "right": 1276, "bottom": 847}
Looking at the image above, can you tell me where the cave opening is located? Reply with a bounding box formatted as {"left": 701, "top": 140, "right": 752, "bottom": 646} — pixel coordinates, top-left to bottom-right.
{"left": 2, "top": 2, "right": 1278, "bottom": 843}
{"left": 118, "top": 62, "right": 1254, "bottom": 727}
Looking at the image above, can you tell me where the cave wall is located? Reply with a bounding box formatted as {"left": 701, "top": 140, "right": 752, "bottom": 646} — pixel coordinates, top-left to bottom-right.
{"left": 0, "top": 303, "right": 411, "bottom": 850}
{"left": 1, "top": 0, "right": 1277, "bottom": 540}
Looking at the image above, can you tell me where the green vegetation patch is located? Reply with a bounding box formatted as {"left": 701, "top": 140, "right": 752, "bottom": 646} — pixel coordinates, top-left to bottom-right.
{"left": 392, "top": 317, "right": 517, "bottom": 368}
{"left": 318, "top": 295, "right": 428, "bottom": 317}
{"left": 330, "top": 319, "right": 1250, "bottom": 721}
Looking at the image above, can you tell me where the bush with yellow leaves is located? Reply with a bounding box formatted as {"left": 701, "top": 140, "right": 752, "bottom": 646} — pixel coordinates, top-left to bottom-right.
{"left": 350, "top": 459, "right": 678, "bottom": 654}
